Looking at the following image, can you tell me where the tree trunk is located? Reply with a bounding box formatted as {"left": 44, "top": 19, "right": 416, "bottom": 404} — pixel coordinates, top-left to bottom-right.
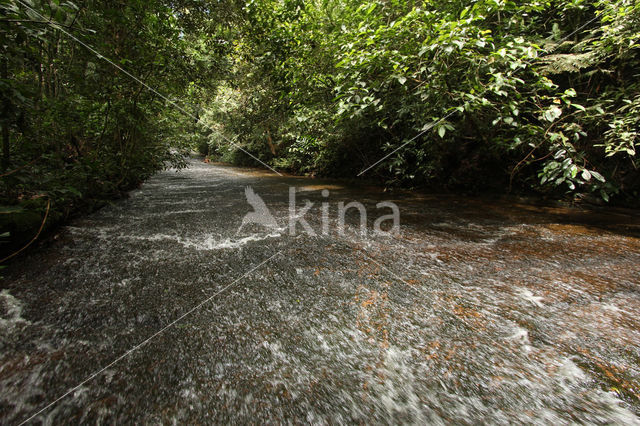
{"left": 1, "top": 54, "right": 9, "bottom": 171}
{"left": 266, "top": 128, "right": 276, "bottom": 155}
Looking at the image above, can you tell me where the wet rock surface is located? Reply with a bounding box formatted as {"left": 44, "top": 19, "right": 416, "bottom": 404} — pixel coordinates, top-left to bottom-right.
{"left": 2, "top": 159, "right": 640, "bottom": 424}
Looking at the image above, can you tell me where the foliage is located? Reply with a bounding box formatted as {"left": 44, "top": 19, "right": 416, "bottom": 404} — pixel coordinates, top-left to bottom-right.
{"left": 0, "top": 0, "right": 233, "bottom": 253}
{"left": 2, "top": 0, "right": 639, "bottom": 258}
{"left": 203, "top": 0, "right": 639, "bottom": 203}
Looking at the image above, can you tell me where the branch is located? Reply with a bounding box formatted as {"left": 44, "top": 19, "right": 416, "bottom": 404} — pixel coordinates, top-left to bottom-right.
{"left": 0, "top": 156, "right": 40, "bottom": 178}
{"left": 0, "top": 198, "right": 51, "bottom": 264}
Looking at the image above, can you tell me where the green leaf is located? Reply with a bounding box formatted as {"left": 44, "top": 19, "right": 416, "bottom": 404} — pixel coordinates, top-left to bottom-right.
{"left": 66, "top": 187, "right": 82, "bottom": 197}
{"left": 0, "top": 206, "right": 23, "bottom": 214}
{"left": 365, "top": 3, "right": 376, "bottom": 15}
{"left": 570, "top": 164, "right": 578, "bottom": 178}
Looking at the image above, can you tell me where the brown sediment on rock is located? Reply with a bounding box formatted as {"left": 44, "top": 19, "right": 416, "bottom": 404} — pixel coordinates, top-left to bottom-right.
{"left": 575, "top": 347, "right": 640, "bottom": 403}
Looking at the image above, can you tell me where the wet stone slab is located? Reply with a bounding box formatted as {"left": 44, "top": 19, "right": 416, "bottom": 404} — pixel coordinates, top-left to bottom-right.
{"left": 1, "top": 159, "right": 640, "bottom": 424}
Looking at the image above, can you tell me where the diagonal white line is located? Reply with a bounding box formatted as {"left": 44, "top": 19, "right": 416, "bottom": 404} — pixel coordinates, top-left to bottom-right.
{"left": 542, "top": 14, "right": 601, "bottom": 54}
{"left": 357, "top": 249, "right": 420, "bottom": 291}
{"left": 357, "top": 13, "right": 602, "bottom": 177}
{"left": 14, "top": 0, "right": 282, "bottom": 176}
{"left": 357, "top": 109, "right": 458, "bottom": 177}
{"left": 18, "top": 250, "right": 283, "bottom": 425}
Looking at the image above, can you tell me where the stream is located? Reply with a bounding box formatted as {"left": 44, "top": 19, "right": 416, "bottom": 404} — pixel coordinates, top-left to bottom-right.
{"left": 2, "top": 158, "right": 640, "bottom": 424}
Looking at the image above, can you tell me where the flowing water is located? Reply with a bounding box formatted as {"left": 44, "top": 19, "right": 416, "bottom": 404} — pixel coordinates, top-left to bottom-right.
{"left": 2, "top": 159, "right": 640, "bottom": 424}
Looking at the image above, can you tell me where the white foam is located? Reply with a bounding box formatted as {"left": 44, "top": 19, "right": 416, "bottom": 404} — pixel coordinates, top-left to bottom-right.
{"left": 558, "top": 357, "right": 586, "bottom": 383}
{"left": 96, "top": 230, "right": 284, "bottom": 251}
{"left": 519, "top": 289, "right": 544, "bottom": 307}
{"left": 0, "top": 290, "right": 29, "bottom": 328}
{"left": 508, "top": 326, "right": 532, "bottom": 352}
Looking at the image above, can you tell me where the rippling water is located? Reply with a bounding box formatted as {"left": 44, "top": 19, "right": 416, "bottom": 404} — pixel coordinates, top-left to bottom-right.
{"left": 1, "top": 159, "right": 640, "bottom": 424}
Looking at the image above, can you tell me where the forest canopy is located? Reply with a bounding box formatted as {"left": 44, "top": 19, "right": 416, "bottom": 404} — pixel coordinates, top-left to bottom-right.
{"left": 1, "top": 0, "right": 639, "bottom": 250}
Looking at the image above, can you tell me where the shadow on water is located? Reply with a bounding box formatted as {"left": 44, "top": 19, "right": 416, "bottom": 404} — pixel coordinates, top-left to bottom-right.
{"left": 209, "top": 161, "right": 640, "bottom": 238}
